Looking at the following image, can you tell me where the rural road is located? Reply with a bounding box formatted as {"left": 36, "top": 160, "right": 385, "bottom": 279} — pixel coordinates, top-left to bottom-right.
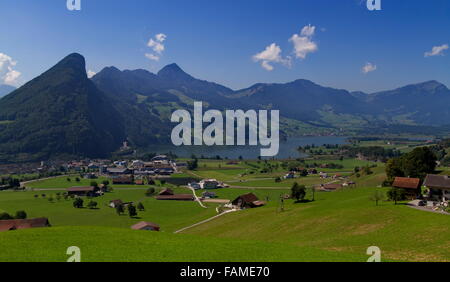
{"left": 186, "top": 186, "right": 207, "bottom": 208}
{"left": 174, "top": 209, "right": 237, "bottom": 233}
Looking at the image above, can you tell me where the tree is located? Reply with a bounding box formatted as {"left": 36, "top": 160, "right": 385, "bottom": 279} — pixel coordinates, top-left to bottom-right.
{"left": 310, "top": 187, "right": 316, "bottom": 201}
{"left": 15, "top": 210, "right": 27, "bottom": 219}
{"left": 145, "top": 187, "right": 155, "bottom": 196}
{"left": 48, "top": 196, "right": 54, "bottom": 203}
{"left": 67, "top": 178, "right": 71, "bottom": 182}
{"left": 128, "top": 204, "right": 137, "bottom": 218}
{"left": 402, "top": 147, "right": 437, "bottom": 179}
{"left": 387, "top": 188, "right": 405, "bottom": 205}
{"left": 87, "top": 200, "right": 98, "bottom": 209}
{"left": 90, "top": 181, "right": 98, "bottom": 188}
{"left": 73, "top": 197, "right": 84, "bottom": 208}
{"left": 386, "top": 147, "right": 437, "bottom": 181}
{"left": 291, "top": 182, "right": 306, "bottom": 202}
{"left": 75, "top": 177, "right": 80, "bottom": 182}
{"left": 115, "top": 204, "right": 124, "bottom": 215}
{"left": 187, "top": 158, "right": 198, "bottom": 170}
{"left": 370, "top": 190, "right": 385, "bottom": 206}
{"left": 0, "top": 212, "right": 13, "bottom": 220}
{"left": 102, "top": 180, "right": 110, "bottom": 186}
{"left": 34, "top": 194, "right": 39, "bottom": 199}
{"left": 137, "top": 202, "right": 145, "bottom": 211}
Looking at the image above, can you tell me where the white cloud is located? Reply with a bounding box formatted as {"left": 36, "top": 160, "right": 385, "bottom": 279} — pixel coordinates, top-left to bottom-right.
{"left": 145, "top": 33, "right": 167, "bottom": 61}
{"left": 87, "top": 70, "right": 96, "bottom": 78}
{"left": 147, "top": 38, "right": 165, "bottom": 54}
{"left": 362, "top": 62, "right": 377, "bottom": 74}
{"left": 145, "top": 53, "right": 160, "bottom": 61}
{"left": 253, "top": 43, "right": 291, "bottom": 71}
{"left": 424, "top": 44, "right": 448, "bottom": 57}
{"left": 155, "top": 33, "right": 167, "bottom": 42}
{"left": 289, "top": 24, "right": 318, "bottom": 59}
{"left": 0, "top": 53, "right": 21, "bottom": 86}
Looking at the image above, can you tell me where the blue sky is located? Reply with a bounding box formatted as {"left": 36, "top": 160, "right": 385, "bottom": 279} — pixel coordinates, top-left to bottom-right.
{"left": 0, "top": 0, "right": 449, "bottom": 93}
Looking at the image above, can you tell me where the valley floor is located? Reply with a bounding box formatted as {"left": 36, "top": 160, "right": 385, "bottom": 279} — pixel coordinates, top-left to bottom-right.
{"left": 0, "top": 158, "right": 449, "bottom": 262}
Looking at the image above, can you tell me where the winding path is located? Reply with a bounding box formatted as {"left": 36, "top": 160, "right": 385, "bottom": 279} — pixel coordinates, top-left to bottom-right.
{"left": 174, "top": 209, "right": 237, "bottom": 233}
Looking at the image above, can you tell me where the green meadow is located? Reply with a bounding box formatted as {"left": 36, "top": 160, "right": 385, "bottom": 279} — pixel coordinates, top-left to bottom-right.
{"left": 0, "top": 226, "right": 366, "bottom": 262}
{"left": 1, "top": 158, "right": 449, "bottom": 262}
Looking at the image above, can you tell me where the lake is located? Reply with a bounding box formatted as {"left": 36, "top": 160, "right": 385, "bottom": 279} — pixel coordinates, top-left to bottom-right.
{"left": 144, "top": 136, "right": 349, "bottom": 159}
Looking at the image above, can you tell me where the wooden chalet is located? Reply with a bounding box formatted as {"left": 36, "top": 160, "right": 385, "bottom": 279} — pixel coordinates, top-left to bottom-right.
{"left": 131, "top": 221, "right": 160, "bottom": 231}
{"left": 67, "top": 186, "right": 99, "bottom": 197}
{"left": 155, "top": 194, "right": 194, "bottom": 201}
{"left": 0, "top": 218, "right": 50, "bottom": 232}
{"left": 231, "top": 193, "right": 266, "bottom": 209}
{"left": 423, "top": 174, "right": 450, "bottom": 201}
{"left": 392, "top": 177, "right": 421, "bottom": 199}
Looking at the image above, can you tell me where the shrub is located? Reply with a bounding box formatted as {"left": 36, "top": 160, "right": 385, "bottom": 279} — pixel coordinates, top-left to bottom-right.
{"left": 15, "top": 210, "right": 27, "bottom": 219}
{"left": 87, "top": 200, "right": 98, "bottom": 209}
{"left": 73, "top": 197, "right": 84, "bottom": 208}
{"left": 145, "top": 187, "right": 155, "bottom": 196}
{"left": 387, "top": 188, "right": 406, "bottom": 205}
{"left": 0, "top": 212, "right": 13, "bottom": 220}
{"left": 128, "top": 204, "right": 138, "bottom": 218}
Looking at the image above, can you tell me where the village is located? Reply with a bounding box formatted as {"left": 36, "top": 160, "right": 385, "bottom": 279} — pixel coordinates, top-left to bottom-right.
{"left": 1, "top": 139, "right": 449, "bottom": 261}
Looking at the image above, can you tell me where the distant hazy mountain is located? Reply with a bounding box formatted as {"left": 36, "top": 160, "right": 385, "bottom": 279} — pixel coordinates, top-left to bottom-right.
{"left": 0, "top": 52, "right": 449, "bottom": 161}
{"left": 231, "top": 79, "right": 374, "bottom": 123}
{"left": 0, "top": 84, "right": 15, "bottom": 97}
{"left": 368, "top": 81, "right": 450, "bottom": 125}
{"left": 92, "top": 63, "right": 236, "bottom": 108}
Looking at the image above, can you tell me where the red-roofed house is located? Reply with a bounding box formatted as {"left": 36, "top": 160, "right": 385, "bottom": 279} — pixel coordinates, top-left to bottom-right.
{"left": 392, "top": 177, "right": 421, "bottom": 199}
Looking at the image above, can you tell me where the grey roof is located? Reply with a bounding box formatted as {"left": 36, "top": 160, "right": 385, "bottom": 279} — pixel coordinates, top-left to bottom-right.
{"left": 107, "top": 167, "right": 129, "bottom": 173}
{"left": 423, "top": 174, "right": 450, "bottom": 189}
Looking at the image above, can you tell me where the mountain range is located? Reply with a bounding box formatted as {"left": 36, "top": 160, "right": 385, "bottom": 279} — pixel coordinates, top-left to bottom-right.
{"left": 0, "top": 53, "right": 449, "bottom": 161}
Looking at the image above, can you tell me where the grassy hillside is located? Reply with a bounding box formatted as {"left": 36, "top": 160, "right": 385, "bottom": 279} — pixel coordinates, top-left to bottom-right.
{"left": 0, "top": 226, "right": 367, "bottom": 262}
{"left": 1, "top": 157, "right": 449, "bottom": 262}
{"left": 183, "top": 187, "right": 450, "bottom": 262}
{"left": 0, "top": 188, "right": 217, "bottom": 232}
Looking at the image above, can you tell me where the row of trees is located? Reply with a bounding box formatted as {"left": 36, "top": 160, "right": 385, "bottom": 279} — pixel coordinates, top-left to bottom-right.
{"left": 115, "top": 203, "right": 144, "bottom": 218}
{"left": 0, "top": 210, "right": 27, "bottom": 220}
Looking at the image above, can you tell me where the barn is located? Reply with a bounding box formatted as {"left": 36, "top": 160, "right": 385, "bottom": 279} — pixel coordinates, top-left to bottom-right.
{"left": 232, "top": 193, "right": 265, "bottom": 209}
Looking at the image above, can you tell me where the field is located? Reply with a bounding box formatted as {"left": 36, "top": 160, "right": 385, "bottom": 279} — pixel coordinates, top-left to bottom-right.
{"left": 1, "top": 156, "right": 449, "bottom": 262}
{"left": 0, "top": 226, "right": 366, "bottom": 262}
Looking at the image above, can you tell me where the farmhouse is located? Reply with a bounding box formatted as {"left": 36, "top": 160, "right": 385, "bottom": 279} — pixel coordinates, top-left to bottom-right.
{"left": 199, "top": 179, "right": 219, "bottom": 189}
{"left": 0, "top": 218, "right": 51, "bottom": 232}
{"left": 155, "top": 194, "right": 194, "bottom": 201}
{"left": 112, "top": 176, "right": 134, "bottom": 184}
{"left": 107, "top": 167, "right": 132, "bottom": 175}
{"left": 319, "top": 183, "right": 343, "bottom": 191}
{"left": 202, "top": 191, "right": 217, "bottom": 199}
{"left": 423, "top": 174, "right": 450, "bottom": 201}
{"left": 67, "top": 186, "right": 100, "bottom": 197}
{"left": 232, "top": 193, "right": 265, "bottom": 209}
{"left": 188, "top": 182, "right": 201, "bottom": 190}
{"left": 392, "top": 177, "right": 421, "bottom": 199}
{"left": 131, "top": 221, "right": 160, "bottom": 231}
{"left": 109, "top": 199, "right": 123, "bottom": 208}
{"left": 159, "top": 188, "right": 174, "bottom": 195}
